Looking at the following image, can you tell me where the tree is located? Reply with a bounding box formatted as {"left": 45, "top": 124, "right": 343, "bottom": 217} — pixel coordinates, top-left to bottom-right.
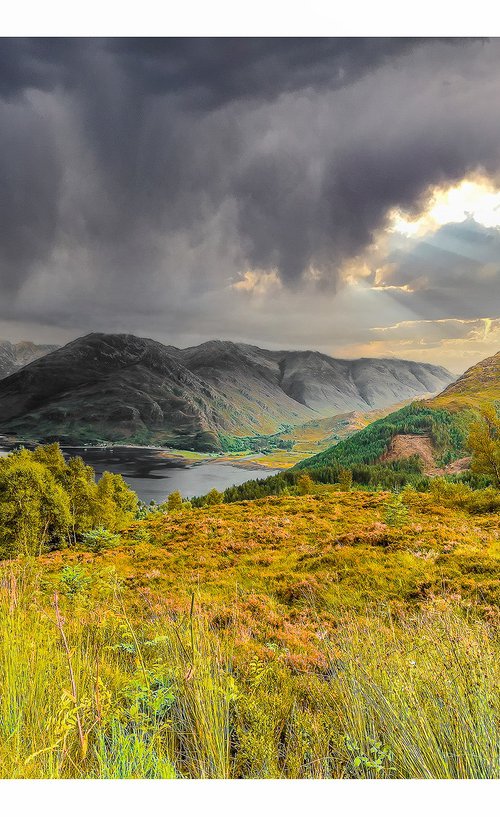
{"left": 62, "top": 456, "right": 99, "bottom": 540}
{"left": 0, "top": 451, "right": 71, "bottom": 557}
{"left": 339, "top": 467, "right": 353, "bottom": 491}
{"left": 297, "top": 474, "right": 315, "bottom": 496}
{"left": 32, "top": 442, "right": 67, "bottom": 482}
{"left": 167, "top": 490, "right": 183, "bottom": 512}
{"left": 0, "top": 445, "right": 139, "bottom": 559}
{"left": 205, "top": 488, "right": 223, "bottom": 506}
{"left": 384, "top": 492, "right": 409, "bottom": 527}
{"left": 468, "top": 406, "right": 500, "bottom": 487}
{"left": 95, "top": 471, "right": 138, "bottom": 530}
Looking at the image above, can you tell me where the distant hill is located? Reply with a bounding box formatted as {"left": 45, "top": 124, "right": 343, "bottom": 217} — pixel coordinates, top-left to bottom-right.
{"left": 0, "top": 340, "right": 58, "bottom": 379}
{"left": 0, "top": 332, "right": 455, "bottom": 449}
{"left": 182, "top": 340, "right": 453, "bottom": 415}
{"left": 0, "top": 334, "right": 238, "bottom": 450}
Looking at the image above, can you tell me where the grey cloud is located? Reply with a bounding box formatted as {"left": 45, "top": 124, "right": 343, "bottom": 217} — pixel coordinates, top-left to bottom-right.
{"left": 0, "top": 38, "right": 424, "bottom": 106}
{"left": 0, "top": 37, "right": 499, "bottom": 347}
{"left": 379, "top": 218, "right": 500, "bottom": 319}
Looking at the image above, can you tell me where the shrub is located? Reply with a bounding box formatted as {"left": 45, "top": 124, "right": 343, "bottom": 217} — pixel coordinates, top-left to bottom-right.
{"left": 81, "top": 527, "right": 120, "bottom": 553}
{"left": 297, "top": 474, "right": 315, "bottom": 496}
{"left": 60, "top": 564, "right": 91, "bottom": 596}
{"left": 466, "top": 486, "right": 500, "bottom": 514}
{"left": 384, "top": 493, "right": 409, "bottom": 527}
{"left": 167, "top": 491, "right": 183, "bottom": 512}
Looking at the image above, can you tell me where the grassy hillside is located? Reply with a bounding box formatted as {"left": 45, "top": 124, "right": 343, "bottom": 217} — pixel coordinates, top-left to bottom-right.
{"left": 212, "top": 403, "right": 474, "bottom": 504}
{"left": 294, "top": 403, "right": 472, "bottom": 471}
{"left": 248, "top": 399, "right": 419, "bottom": 468}
{"left": 294, "top": 352, "right": 499, "bottom": 474}
{"left": 430, "top": 351, "right": 500, "bottom": 410}
{"left": 199, "top": 351, "right": 500, "bottom": 505}
{"left": 1, "top": 485, "right": 500, "bottom": 778}
{"left": 0, "top": 442, "right": 499, "bottom": 778}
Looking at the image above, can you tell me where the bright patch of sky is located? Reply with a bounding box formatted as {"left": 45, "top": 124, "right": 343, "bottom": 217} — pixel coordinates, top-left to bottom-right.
{"left": 390, "top": 179, "right": 500, "bottom": 237}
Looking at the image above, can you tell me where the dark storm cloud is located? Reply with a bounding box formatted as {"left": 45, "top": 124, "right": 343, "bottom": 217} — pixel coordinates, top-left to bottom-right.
{"left": 0, "top": 36, "right": 499, "bottom": 342}
{"left": 0, "top": 36, "right": 429, "bottom": 303}
{"left": 0, "top": 38, "right": 423, "bottom": 105}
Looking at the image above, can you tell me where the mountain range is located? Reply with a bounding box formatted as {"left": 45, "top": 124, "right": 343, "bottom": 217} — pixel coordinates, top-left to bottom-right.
{"left": 0, "top": 332, "right": 455, "bottom": 449}
{"left": 0, "top": 340, "right": 58, "bottom": 380}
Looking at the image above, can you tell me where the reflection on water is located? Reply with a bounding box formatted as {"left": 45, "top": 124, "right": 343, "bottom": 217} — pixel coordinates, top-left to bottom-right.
{"left": 0, "top": 442, "right": 280, "bottom": 504}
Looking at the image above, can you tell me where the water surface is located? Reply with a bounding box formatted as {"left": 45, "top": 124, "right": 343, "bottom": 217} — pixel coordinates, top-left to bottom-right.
{"left": 0, "top": 442, "right": 280, "bottom": 504}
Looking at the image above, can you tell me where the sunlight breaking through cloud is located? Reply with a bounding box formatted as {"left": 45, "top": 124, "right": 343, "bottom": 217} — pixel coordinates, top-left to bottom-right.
{"left": 389, "top": 178, "right": 500, "bottom": 238}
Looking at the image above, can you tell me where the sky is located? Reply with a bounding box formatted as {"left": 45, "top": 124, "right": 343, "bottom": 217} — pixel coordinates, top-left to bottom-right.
{"left": 1, "top": 38, "right": 500, "bottom": 373}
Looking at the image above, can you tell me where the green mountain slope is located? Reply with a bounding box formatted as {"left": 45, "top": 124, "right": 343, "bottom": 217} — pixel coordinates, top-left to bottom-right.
{"left": 293, "top": 403, "right": 470, "bottom": 471}
{"left": 294, "top": 351, "right": 500, "bottom": 474}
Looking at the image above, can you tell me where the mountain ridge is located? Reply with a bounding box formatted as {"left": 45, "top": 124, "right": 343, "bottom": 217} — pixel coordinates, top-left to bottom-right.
{"left": 429, "top": 350, "right": 500, "bottom": 410}
{"left": 0, "top": 332, "right": 455, "bottom": 449}
{"left": 0, "top": 340, "right": 59, "bottom": 380}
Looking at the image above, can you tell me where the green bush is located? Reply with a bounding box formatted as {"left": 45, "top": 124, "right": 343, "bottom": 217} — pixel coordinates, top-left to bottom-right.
{"left": 81, "top": 527, "right": 121, "bottom": 553}
{"left": 60, "top": 564, "right": 91, "bottom": 596}
{"left": 384, "top": 493, "right": 409, "bottom": 527}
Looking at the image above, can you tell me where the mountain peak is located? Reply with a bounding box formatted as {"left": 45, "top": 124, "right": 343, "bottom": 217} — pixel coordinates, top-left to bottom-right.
{"left": 0, "top": 338, "right": 59, "bottom": 379}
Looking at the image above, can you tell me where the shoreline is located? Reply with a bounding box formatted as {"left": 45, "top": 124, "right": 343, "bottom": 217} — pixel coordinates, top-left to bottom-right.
{"left": 0, "top": 436, "right": 283, "bottom": 473}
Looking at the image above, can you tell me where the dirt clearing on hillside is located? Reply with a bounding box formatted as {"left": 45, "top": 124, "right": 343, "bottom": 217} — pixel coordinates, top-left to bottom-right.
{"left": 381, "top": 433, "right": 470, "bottom": 476}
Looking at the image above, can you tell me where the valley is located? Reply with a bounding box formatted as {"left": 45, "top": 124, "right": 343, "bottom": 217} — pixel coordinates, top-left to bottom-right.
{"left": 0, "top": 336, "right": 498, "bottom": 780}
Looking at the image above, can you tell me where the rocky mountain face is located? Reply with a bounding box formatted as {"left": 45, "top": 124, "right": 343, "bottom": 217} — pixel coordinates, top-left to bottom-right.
{"left": 0, "top": 333, "right": 455, "bottom": 449}
{"left": 0, "top": 340, "right": 58, "bottom": 379}
{"left": 183, "top": 341, "right": 454, "bottom": 414}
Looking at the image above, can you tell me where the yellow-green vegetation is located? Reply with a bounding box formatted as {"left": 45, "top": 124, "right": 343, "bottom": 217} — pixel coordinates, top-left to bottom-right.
{"left": 430, "top": 351, "right": 500, "bottom": 411}
{"left": 287, "top": 353, "right": 500, "bottom": 480}
{"left": 240, "top": 400, "right": 417, "bottom": 469}
{"left": 161, "top": 448, "right": 209, "bottom": 461}
{"left": 1, "top": 477, "right": 500, "bottom": 778}
{"left": 0, "top": 443, "right": 137, "bottom": 559}
{"left": 468, "top": 405, "right": 500, "bottom": 487}
{"left": 1, "top": 351, "right": 498, "bottom": 779}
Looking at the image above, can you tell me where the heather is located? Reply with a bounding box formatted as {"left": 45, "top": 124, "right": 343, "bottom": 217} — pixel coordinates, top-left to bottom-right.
{"left": 0, "top": 470, "right": 499, "bottom": 778}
